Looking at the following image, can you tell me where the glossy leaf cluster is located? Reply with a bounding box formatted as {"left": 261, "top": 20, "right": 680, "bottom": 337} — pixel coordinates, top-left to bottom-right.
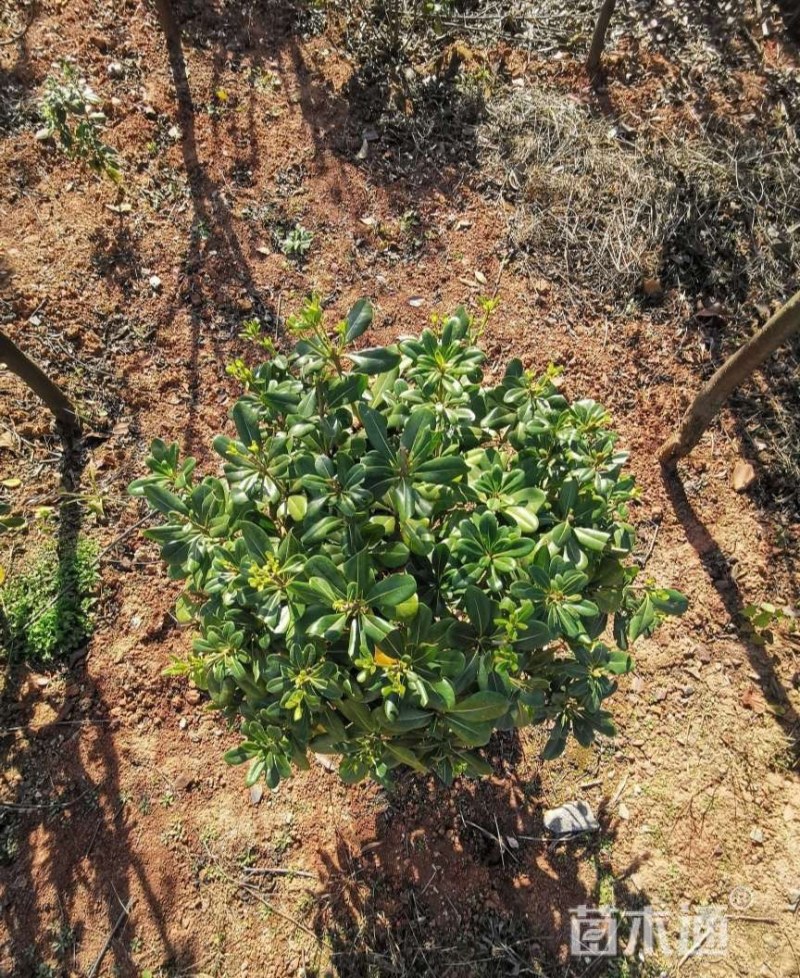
{"left": 130, "top": 299, "right": 686, "bottom": 788}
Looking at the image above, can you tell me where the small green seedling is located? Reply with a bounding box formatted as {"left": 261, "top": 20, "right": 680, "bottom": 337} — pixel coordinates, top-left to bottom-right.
{"left": 280, "top": 226, "right": 314, "bottom": 258}
{"left": 741, "top": 602, "right": 795, "bottom": 646}
{"left": 36, "top": 62, "right": 122, "bottom": 182}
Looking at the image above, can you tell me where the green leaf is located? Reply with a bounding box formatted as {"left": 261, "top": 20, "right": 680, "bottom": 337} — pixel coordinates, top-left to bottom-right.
{"left": 447, "top": 691, "right": 508, "bottom": 722}
{"left": 607, "top": 650, "right": 633, "bottom": 674}
{"left": 286, "top": 495, "right": 307, "bottom": 521}
{"left": 224, "top": 746, "right": 250, "bottom": 766}
{"left": 344, "top": 298, "right": 373, "bottom": 344}
{"left": 337, "top": 699, "right": 376, "bottom": 731}
{"left": 573, "top": 527, "right": 610, "bottom": 552}
{"left": 302, "top": 516, "right": 342, "bottom": 545}
{"left": 628, "top": 594, "right": 656, "bottom": 643}
{"left": 339, "top": 756, "right": 369, "bottom": 784}
{"left": 558, "top": 478, "right": 578, "bottom": 515}
{"left": 649, "top": 588, "right": 688, "bottom": 616}
{"left": 360, "top": 405, "right": 393, "bottom": 458}
{"left": 384, "top": 742, "right": 427, "bottom": 773}
{"left": 246, "top": 757, "right": 266, "bottom": 786}
{"left": 327, "top": 373, "right": 369, "bottom": 409}
{"left": 430, "top": 678, "right": 456, "bottom": 710}
{"left": 349, "top": 347, "right": 401, "bottom": 375}
{"left": 401, "top": 408, "right": 434, "bottom": 454}
{"left": 542, "top": 722, "right": 569, "bottom": 760}
{"left": 240, "top": 521, "right": 271, "bottom": 562}
{"left": 505, "top": 506, "right": 540, "bottom": 533}
{"left": 367, "top": 574, "right": 417, "bottom": 609}
{"left": 455, "top": 750, "right": 494, "bottom": 778}
{"left": 377, "top": 707, "right": 431, "bottom": 733}
{"left": 415, "top": 456, "right": 467, "bottom": 484}
{"left": 232, "top": 401, "right": 262, "bottom": 448}
{"left": 444, "top": 714, "right": 494, "bottom": 747}
{"left": 464, "top": 585, "right": 493, "bottom": 635}
{"left": 142, "top": 484, "right": 188, "bottom": 516}
{"left": 393, "top": 591, "right": 419, "bottom": 621}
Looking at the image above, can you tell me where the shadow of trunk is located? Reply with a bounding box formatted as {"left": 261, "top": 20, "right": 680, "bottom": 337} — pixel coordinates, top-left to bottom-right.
{"left": 663, "top": 468, "right": 799, "bottom": 766}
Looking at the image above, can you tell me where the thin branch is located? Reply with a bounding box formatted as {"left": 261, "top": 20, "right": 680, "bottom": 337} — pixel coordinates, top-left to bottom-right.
{"left": 0, "top": 785, "right": 95, "bottom": 812}
{"left": 86, "top": 899, "right": 133, "bottom": 978}
{"left": 241, "top": 866, "right": 316, "bottom": 880}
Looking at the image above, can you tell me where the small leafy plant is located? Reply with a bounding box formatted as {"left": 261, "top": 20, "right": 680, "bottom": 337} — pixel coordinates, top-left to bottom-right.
{"left": 280, "top": 225, "right": 314, "bottom": 258}
{"left": 0, "top": 537, "right": 99, "bottom": 663}
{"left": 36, "top": 62, "right": 122, "bottom": 182}
{"left": 740, "top": 601, "right": 795, "bottom": 646}
{"left": 0, "top": 502, "right": 25, "bottom": 587}
{"left": 131, "top": 298, "right": 685, "bottom": 788}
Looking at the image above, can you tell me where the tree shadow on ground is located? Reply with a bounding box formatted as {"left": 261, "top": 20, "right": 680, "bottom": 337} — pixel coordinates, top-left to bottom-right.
{"left": 0, "top": 405, "right": 194, "bottom": 976}
{"left": 663, "top": 469, "right": 799, "bottom": 767}
{"left": 150, "top": 0, "right": 484, "bottom": 453}
{"left": 727, "top": 334, "right": 800, "bottom": 517}
{"left": 620, "top": 0, "right": 799, "bottom": 69}
{"left": 314, "top": 734, "right": 654, "bottom": 977}
{"left": 668, "top": 322, "right": 800, "bottom": 518}
{"left": 775, "top": 0, "right": 800, "bottom": 44}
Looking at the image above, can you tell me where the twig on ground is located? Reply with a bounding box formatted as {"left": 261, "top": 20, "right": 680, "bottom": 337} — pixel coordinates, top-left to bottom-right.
{"left": 608, "top": 773, "right": 629, "bottom": 810}
{"left": 241, "top": 866, "right": 316, "bottom": 880}
{"left": 86, "top": 898, "right": 133, "bottom": 978}
{"left": 0, "top": 784, "right": 95, "bottom": 812}
{"left": 676, "top": 926, "right": 711, "bottom": 968}
{"left": 0, "top": 718, "right": 110, "bottom": 736}
{"left": 238, "top": 881, "right": 326, "bottom": 944}
{"left": 199, "top": 839, "right": 329, "bottom": 949}
{"left": 638, "top": 521, "right": 660, "bottom": 568}
{"left": 459, "top": 810, "right": 518, "bottom": 863}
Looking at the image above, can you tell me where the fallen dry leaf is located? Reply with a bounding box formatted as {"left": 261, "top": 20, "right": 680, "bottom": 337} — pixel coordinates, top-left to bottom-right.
{"left": 740, "top": 685, "right": 766, "bottom": 714}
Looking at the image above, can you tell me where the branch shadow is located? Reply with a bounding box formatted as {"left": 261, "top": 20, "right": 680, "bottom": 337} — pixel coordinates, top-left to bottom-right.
{"left": 313, "top": 734, "right": 653, "bottom": 977}
{"left": 0, "top": 421, "right": 194, "bottom": 975}
{"left": 615, "top": 0, "right": 799, "bottom": 70}
{"left": 151, "top": 0, "right": 290, "bottom": 455}
{"left": 726, "top": 331, "right": 800, "bottom": 517}
{"left": 662, "top": 468, "right": 799, "bottom": 765}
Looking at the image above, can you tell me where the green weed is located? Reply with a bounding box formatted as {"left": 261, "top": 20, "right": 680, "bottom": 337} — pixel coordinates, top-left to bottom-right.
{"left": 0, "top": 537, "right": 99, "bottom": 664}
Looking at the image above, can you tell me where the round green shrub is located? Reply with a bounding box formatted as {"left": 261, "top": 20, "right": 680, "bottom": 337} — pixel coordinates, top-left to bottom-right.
{"left": 130, "top": 298, "right": 685, "bottom": 788}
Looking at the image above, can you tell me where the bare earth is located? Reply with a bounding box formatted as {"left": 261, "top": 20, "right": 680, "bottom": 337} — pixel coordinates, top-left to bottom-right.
{"left": 1, "top": 1, "right": 799, "bottom": 976}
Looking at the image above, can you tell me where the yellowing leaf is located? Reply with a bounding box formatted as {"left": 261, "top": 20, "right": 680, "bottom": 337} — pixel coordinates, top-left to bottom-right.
{"left": 215, "top": 88, "right": 229, "bottom": 101}
{"left": 0, "top": 565, "right": 6, "bottom": 586}
{"left": 1, "top": 478, "right": 21, "bottom": 488}
{"left": 374, "top": 649, "right": 398, "bottom": 668}
{"left": 394, "top": 591, "right": 419, "bottom": 622}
